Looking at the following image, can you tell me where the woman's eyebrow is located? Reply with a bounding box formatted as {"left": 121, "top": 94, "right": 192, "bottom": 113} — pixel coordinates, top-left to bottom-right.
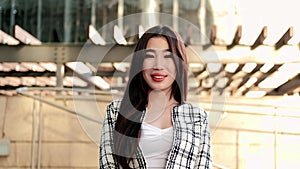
{"left": 145, "top": 49, "right": 171, "bottom": 53}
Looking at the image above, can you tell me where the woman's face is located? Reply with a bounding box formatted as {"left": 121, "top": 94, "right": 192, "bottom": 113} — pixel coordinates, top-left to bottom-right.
{"left": 142, "top": 36, "right": 177, "bottom": 93}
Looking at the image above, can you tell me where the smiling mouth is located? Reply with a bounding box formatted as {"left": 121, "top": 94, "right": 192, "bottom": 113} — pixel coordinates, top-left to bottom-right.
{"left": 151, "top": 74, "right": 167, "bottom": 82}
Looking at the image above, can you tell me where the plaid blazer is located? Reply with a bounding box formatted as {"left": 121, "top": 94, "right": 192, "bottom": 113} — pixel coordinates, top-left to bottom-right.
{"left": 99, "top": 99, "right": 212, "bottom": 169}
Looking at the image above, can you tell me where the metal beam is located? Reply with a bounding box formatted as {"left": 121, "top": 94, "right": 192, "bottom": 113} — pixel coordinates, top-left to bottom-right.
{"left": 251, "top": 26, "right": 267, "bottom": 50}
{"left": 275, "top": 27, "right": 293, "bottom": 50}
{"left": 1, "top": 43, "right": 300, "bottom": 64}
{"left": 268, "top": 74, "right": 300, "bottom": 95}
{"left": 14, "top": 25, "right": 42, "bottom": 45}
{"left": 0, "top": 71, "right": 56, "bottom": 77}
{"left": 227, "top": 25, "right": 242, "bottom": 49}
{"left": 0, "top": 43, "right": 135, "bottom": 63}
{"left": 242, "top": 64, "right": 281, "bottom": 95}
{"left": 189, "top": 45, "right": 300, "bottom": 64}
{"left": 210, "top": 25, "right": 216, "bottom": 45}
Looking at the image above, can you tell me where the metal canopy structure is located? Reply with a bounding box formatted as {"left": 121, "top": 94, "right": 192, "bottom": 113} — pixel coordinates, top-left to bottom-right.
{"left": 1, "top": 25, "right": 300, "bottom": 97}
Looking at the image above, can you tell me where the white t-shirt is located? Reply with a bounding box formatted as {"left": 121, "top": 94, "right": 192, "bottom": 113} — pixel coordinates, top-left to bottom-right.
{"left": 139, "top": 122, "right": 174, "bottom": 169}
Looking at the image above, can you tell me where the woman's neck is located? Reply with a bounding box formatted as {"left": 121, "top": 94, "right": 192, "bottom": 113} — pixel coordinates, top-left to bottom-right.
{"left": 144, "top": 90, "right": 178, "bottom": 129}
{"left": 147, "top": 90, "right": 176, "bottom": 108}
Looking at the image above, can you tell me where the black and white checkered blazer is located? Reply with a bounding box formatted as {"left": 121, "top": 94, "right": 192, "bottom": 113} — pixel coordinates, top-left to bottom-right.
{"left": 99, "top": 99, "right": 212, "bottom": 169}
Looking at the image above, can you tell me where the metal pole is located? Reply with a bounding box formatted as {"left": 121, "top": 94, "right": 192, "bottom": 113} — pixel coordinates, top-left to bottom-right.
{"left": 141, "top": 0, "right": 159, "bottom": 29}
{"left": 37, "top": 0, "right": 42, "bottom": 39}
{"left": 172, "top": 0, "right": 179, "bottom": 32}
{"left": 31, "top": 100, "right": 37, "bottom": 169}
{"left": 10, "top": 0, "right": 15, "bottom": 35}
{"left": 64, "top": 0, "right": 72, "bottom": 42}
{"left": 274, "top": 107, "right": 278, "bottom": 169}
{"left": 56, "top": 63, "right": 64, "bottom": 88}
{"left": 37, "top": 99, "right": 43, "bottom": 169}
{"left": 0, "top": 6, "right": 2, "bottom": 30}
{"left": 16, "top": 87, "right": 101, "bottom": 124}
{"left": 117, "top": 0, "right": 124, "bottom": 33}
{"left": 91, "top": 0, "right": 97, "bottom": 27}
{"left": 199, "top": 0, "right": 207, "bottom": 44}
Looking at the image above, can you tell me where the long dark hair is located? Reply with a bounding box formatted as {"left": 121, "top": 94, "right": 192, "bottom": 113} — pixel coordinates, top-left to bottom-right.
{"left": 113, "top": 25, "right": 188, "bottom": 168}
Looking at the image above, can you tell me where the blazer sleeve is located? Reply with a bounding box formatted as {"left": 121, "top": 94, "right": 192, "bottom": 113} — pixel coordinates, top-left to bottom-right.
{"left": 99, "top": 101, "right": 120, "bottom": 169}
{"left": 194, "top": 112, "right": 212, "bottom": 169}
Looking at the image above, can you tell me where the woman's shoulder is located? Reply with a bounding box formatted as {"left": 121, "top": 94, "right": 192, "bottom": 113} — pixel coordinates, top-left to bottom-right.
{"left": 105, "top": 98, "right": 123, "bottom": 118}
{"left": 177, "top": 102, "right": 206, "bottom": 113}
{"left": 176, "top": 102, "right": 208, "bottom": 122}
{"left": 107, "top": 98, "right": 122, "bottom": 109}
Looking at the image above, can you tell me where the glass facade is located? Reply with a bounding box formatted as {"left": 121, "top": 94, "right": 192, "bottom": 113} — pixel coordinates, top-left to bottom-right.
{"left": 0, "top": 0, "right": 213, "bottom": 44}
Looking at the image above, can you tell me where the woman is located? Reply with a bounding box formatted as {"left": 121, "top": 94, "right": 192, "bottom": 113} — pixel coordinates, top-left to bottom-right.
{"left": 100, "top": 25, "right": 211, "bottom": 169}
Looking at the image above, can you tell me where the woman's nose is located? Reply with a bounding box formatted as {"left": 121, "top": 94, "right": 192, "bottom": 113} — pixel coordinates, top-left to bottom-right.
{"left": 153, "top": 56, "right": 164, "bottom": 70}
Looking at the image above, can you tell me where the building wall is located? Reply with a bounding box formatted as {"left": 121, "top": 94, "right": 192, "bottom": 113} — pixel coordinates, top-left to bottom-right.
{"left": 0, "top": 95, "right": 108, "bottom": 169}
{"left": 0, "top": 96, "right": 300, "bottom": 169}
{"left": 210, "top": 99, "right": 300, "bottom": 169}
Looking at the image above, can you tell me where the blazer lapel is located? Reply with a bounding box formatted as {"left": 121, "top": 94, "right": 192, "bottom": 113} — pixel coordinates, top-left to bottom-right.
{"left": 166, "top": 103, "right": 202, "bottom": 168}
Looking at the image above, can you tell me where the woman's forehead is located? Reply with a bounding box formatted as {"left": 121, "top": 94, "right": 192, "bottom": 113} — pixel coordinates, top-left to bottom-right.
{"left": 146, "top": 36, "right": 169, "bottom": 50}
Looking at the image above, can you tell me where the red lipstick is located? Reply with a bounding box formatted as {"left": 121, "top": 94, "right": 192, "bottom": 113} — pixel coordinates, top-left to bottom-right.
{"left": 151, "top": 73, "right": 167, "bottom": 82}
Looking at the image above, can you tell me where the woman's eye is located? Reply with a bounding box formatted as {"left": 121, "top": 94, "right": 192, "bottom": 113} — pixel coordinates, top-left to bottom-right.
{"left": 164, "top": 54, "right": 174, "bottom": 58}
{"left": 145, "top": 54, "right": 154, "bottom": 58}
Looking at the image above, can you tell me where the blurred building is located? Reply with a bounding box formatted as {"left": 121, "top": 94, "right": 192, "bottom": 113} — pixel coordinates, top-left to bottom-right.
{"left": 0, "top": 0, "right": 300, "bottom": 169}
